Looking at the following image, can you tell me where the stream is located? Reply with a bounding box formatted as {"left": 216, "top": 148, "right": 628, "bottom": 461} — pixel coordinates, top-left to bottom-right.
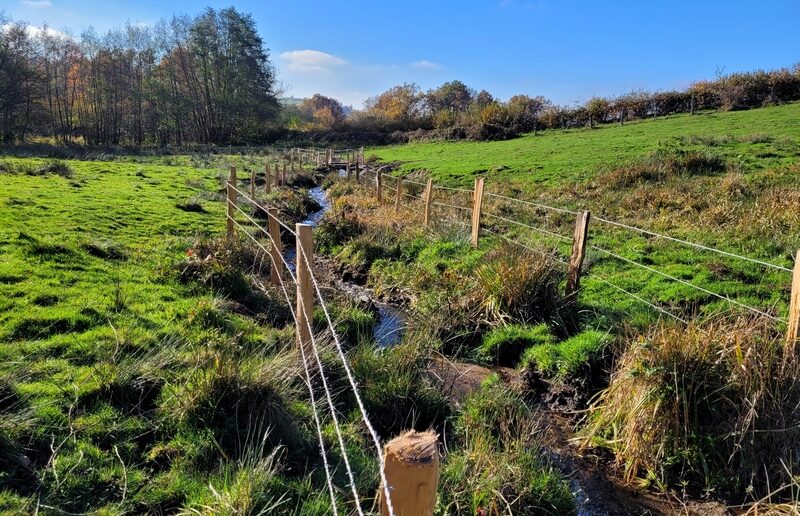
{"left": 287, "top": 184, "right": 408, "bottom": 347}
{"left": 290, "top": 183, "right": 717, "bottom": 514}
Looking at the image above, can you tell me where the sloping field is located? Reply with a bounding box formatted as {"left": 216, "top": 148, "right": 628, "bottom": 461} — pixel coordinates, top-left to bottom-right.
{"left": 369, "top": 102, "right": 800, "bottom": 185}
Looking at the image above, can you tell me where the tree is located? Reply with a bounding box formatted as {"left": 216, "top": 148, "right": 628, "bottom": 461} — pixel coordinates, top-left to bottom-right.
{"left": 0, "top": 18, "right": 41, "bottom": 141}
{"left": 427, "top": 80, "right": 474, "bottom": 114}
{"left": 507, "top": 95, "right": 550, "bottom": 134}
{"left": 300, "top": 94, "right": 344, "bottom": 129}
{"left": 365, "top": 83, "right": 425, "bottom": 129}
{"left": 585, "top": 97, "right": 609, "bottom": 128}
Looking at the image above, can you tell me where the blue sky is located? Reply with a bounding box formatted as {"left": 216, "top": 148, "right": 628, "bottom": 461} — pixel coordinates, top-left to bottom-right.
{"left": 5, "top": 0, "right": 800, "bottom": 107}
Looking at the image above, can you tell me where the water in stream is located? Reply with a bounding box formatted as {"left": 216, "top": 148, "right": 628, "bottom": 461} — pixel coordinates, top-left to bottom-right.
{"left": 286, "top": 185, "right": 407, "bottom": 347}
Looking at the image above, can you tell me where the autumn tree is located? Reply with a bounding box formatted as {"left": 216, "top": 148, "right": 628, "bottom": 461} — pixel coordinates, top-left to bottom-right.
{"left": 365, "top": 83, "right": 425, "bottom": 129}
{"left": 301, "top": 94, "right": 345, "bottom": 129}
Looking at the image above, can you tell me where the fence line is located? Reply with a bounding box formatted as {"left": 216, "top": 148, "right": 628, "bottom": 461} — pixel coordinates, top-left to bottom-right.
{"left": 347, "top": 162, "right": 796, "bottom": 336}
{"left": 229, "top": 207, "right": 365, "bottom": 514}
{"left": 225, "top": 179, "right": 401, "bottom": 516}
{"left": 229, "top": 217, "right": 340, "bottom": 515}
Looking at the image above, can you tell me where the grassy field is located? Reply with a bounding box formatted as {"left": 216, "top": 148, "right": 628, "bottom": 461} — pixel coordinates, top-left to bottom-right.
{"left": 0, "top": 156, "right": 576, "bottom": 514}
{"left": 369, "top": 102, "right": 800, "bottom": 185}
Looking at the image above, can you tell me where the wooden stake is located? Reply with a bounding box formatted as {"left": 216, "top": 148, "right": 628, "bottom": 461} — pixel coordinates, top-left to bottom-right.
{"left": 267, "top": 207, "right": 283, "bottom": 286}
{"left": 471, "top": 177, "right": 485, "bottom": 248}
{"left": 379, "top": 430, "right": 440, "bottom": 516}
{"left": 226, "top": 166, "right": 237, "bottom": 239}
{"left": 264, "top": 163, "right": 271, "bottom": 194}
{"left": 295, "top": 224, "right": 314, "bottom": 355}
{"left": 274, "top": 163, "right": 280, "bottom": 188}
{"left": 394, "top": 176, "right": 403, "bottom": 214}
{"left": 787, "top": 251, "right": 800, "bottom": 348}
{"left": 566, "top": 210, "right": 591, "bottom": 299}
{"left": 423, "top": 178, "right": 433, "bottom": 228}
{"left": 249, "top": 168, "right": 256, "bottom": 198}
{"left": 376, "top": 169, "right": 383, "bottom": 202}
{"left": 282, "top": 163, "right": 287, "bottom": 186}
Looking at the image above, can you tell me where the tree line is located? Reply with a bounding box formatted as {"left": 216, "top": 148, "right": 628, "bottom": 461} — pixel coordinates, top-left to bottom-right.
{"left": 0, "top": 7, "right": 280, "bottom": 145}
{"left": 288, "top": 67, "right": 800, "bottom": 143}
{"left": 2, "top": 6, "right": 799, "bottom": 146}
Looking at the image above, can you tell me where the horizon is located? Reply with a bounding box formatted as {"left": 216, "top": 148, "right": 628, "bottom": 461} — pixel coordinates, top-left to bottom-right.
{"left": 3, "top": 0, "right": 800, "bottom": 108}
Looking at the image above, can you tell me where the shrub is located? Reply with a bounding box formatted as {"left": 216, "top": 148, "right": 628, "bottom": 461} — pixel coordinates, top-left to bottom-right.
{"left": 475, "top": 323, "right": 555, "bottom": 367}
{"left": 521, "top": 330, "right": 609, "bottom": 379}
{"left": 580, "top": 316, "right": 800, "bottom": 499}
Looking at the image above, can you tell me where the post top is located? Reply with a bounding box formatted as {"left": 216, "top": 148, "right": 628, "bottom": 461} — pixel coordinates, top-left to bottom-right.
{"left": 385, "top": 430, "right": 439, "bottom": 465}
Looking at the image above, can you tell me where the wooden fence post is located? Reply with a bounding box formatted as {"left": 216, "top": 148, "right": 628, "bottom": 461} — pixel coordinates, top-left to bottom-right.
{"left": 376, "top": 169, "right": 383, "bottom": 202}
{"left": 249, "top": 168, "right": 256, "bottom": 198}
{"left": 379, "top": 430, "right": 440, "bottom": 516}
{"left": 290, "top": 149, "right": 295, "bottom": 173}
{"left": 282, "top": 163, "right": 287, "bottom": 186}
{"left": 786, "top": 250, "right": 800, "bottom": 348}
{"left": 268, "top": 207, "right": 283, "bottom": 286}
{"left": 394, "top": 177, "right": 403, "bottom": 214}
{"left": 471, "top": 177, "right": 485, "bottom": 248}
{"left": 423, "top": 178, "right": 433, "bottom": 228}
{"left": 565, "top": 211, "right": 591, "bottom": 299}
{"left": 274, "top": 163, "right": 280, "bottom": 188}
{"left": 226, "top": 166, "right": 237, "bottom": 239}
{"left": 295, "top": 223, "right": 314, "bottom": 355}
{"left": 264, "top": 163, "right": 271, "bottom": 194}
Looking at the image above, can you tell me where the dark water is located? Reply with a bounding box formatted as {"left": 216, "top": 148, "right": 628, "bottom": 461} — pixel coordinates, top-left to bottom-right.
{"left": 285, "top": 184, "right": 407, "bottom": 346}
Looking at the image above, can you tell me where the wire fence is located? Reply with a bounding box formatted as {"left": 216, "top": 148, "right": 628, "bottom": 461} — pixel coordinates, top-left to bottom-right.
{"left": 346, "top": 166, "right": 795, "bottom": 327}
{"left": 225, "top": 183, "right": 396, "bottom": 516}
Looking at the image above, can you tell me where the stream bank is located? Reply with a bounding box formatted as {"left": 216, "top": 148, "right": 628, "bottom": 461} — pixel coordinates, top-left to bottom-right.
{"left": 296, "top": 175, "right": 730, "bottom": 515}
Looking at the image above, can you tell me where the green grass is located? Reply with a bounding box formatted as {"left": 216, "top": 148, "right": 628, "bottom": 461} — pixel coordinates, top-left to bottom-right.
{"left": 369, "top": 102, "right": 800, "bottom": 186}
{"left": 475, "top": 323, "right": 555, "bottom": 367}
{"left": 521, "top": 330, "right": 610, "bottom": 379}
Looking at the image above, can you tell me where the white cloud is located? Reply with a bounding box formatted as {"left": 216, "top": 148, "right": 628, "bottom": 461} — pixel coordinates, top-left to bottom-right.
{"left": 20, "top": 0, "right": 53, "bottom": 7}
{"left": 411, "top": 59, "right": 442, "bottom": 70}
{"left": 1, "top": 23, "right": 68, "bottom": 39}
{"left": 280, "top": 50, "right": 347, "bottom": 73}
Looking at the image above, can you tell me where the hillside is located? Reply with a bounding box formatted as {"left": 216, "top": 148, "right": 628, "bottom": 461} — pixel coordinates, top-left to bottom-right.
{"left": 369, "top": 102, "right": 800, "bottom": 185}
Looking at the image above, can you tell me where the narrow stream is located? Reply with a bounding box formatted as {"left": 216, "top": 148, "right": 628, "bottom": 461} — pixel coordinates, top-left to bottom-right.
{"left": 286, "top": 184, "right": 407, "bottom": 347}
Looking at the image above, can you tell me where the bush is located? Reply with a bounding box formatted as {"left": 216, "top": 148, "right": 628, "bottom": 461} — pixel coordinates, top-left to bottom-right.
{"left": 475, "top": 324, "right": 555, "bottom": 367}
{"left": 580, "top": 316, "right": 800, "bottom": 499}
{"left": 521, "top": 330, "right": 609, "bottom": 379}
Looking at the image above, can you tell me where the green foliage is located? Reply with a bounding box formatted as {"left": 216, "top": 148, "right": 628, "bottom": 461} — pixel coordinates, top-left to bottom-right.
{"left": 472, "top": 243, "right": 564, "bottom": 325}
{"left": 521, "top": 330, "right": 610, "bottom": 378}
{"left": 475, "top": 323, "right": 555, "bottom": 366}
{"left": 348, "top": 341, "right": 450, "bottom": 438}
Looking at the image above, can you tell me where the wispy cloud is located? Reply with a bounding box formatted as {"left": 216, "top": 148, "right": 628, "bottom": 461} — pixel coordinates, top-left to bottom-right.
{"left": 280, "top": 50, "right": 346, "bottom": 73}
{"left": 411, "top": 59, "right": 443, "bottom": 70}
{"left": 20, "top": 0, "right": 53, "bottom": 7}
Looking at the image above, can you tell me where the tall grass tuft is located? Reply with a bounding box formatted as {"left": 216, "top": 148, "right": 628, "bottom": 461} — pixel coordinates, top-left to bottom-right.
{"left": 472, "top": 243, "right": 564, "bottom": 325}
{"left": 438, "top": 374, "right": 575, "bottom": 514}
{"left": 581, "top": 315, "right": 800, "bottom": 500}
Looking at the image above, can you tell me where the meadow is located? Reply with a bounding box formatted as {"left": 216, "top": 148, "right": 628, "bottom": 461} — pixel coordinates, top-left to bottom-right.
{"left": 1, "top": 101, "right": 800, "bottom": 514}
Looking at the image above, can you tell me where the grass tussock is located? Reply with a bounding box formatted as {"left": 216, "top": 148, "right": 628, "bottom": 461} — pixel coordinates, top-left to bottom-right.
{"left": 600, "top": 149, "right": 726, "bottom": 188}
{"left": 0, "top": 159, "right": 74, "bottom": 178}
{"left": 581, "top": 315, "right": 800, "bottom": 500}
{"left": 471, "top": 243, "right": 564, "bottom": 325}
{"left": 438, "top": 374, "right": 575, "bottom": 515}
